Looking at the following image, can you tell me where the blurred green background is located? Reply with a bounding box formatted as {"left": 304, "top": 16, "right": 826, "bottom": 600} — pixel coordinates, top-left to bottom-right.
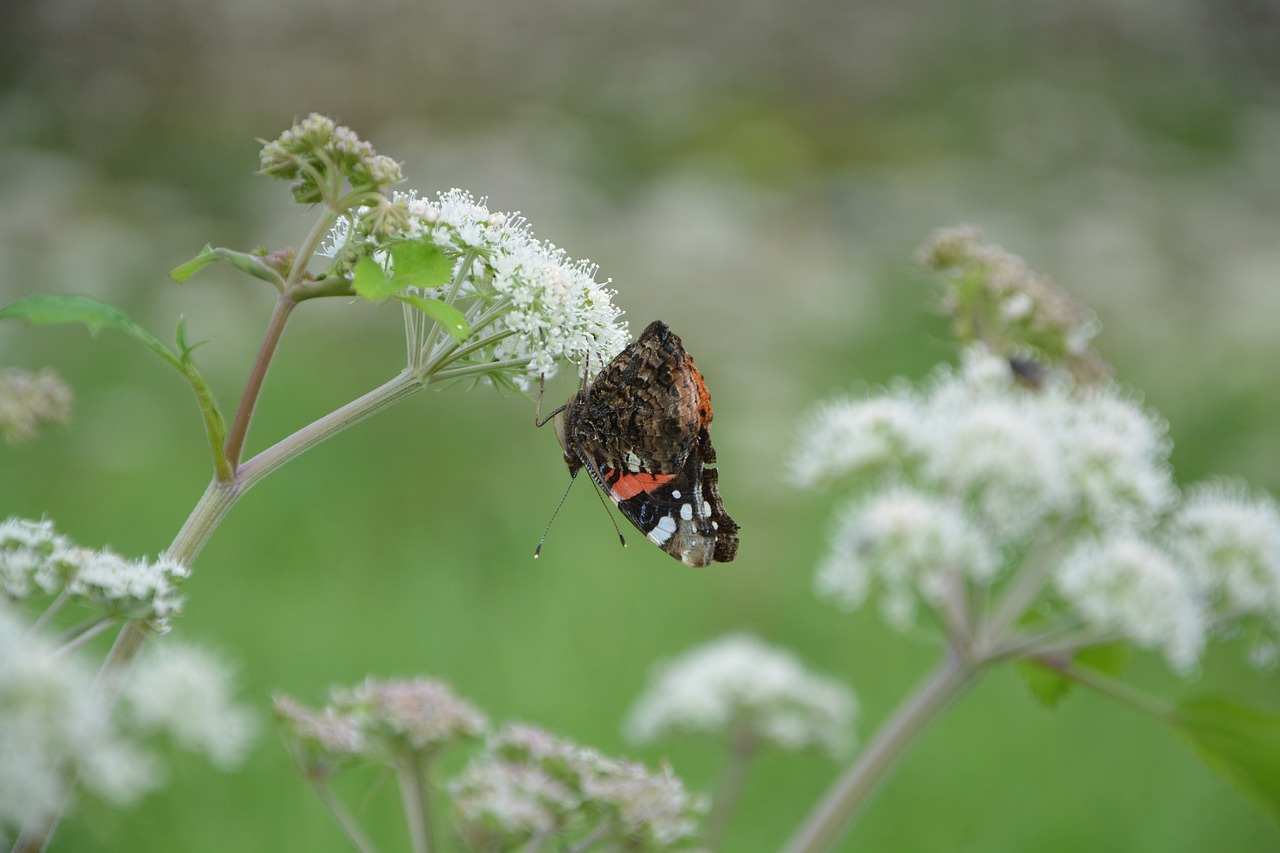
{"left": 3, "top": 0, "right": 1280, "bottom": 849}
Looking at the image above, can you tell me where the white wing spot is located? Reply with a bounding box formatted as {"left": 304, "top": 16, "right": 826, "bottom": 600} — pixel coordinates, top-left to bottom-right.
{"left": 680, "top": 503, "right": 694, "bottom": 521}
{"left": 649, "top": 515, "right": 677, "bottom": 545}
{"left": 624, "top": 451, "right": 643, "bottom": 473}
{"left": 702, "top": 500, "right": 712, "bottom": 517}
{"left": 671, "top": 489, "right": 682, "bottom": 499}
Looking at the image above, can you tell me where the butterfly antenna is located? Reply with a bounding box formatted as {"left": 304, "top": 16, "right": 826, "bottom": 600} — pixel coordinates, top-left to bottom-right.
{"left": 534, "top": 472, "right": 577, "bottom": 559}
{"left": 591, "top": 481, "right": 627, "bottom": 549}
{"left": 534, "top": 374, "right": 561, "bottom": 428}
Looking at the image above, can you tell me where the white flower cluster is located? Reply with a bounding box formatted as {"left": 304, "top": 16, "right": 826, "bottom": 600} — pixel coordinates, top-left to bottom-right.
{"left": 794, "top": 348, "right": 1280, "bottom": 672}
{"left": 279, "top": 677, "right": 488, "bottom": 766}
{"left": 323, "top": 189, "right": 629, "bottom": 387}
{"left": 0, "top": 605, "right": 160, "bottom": 833}
{"left": 67, "top": 550, "right": 189, "bottom": 630}
{"left": 123, "top": 642, "right": 258, "bottom": 769}
{"left": 452, "top": 723, "right": 703, "bottom": 851}
{"left": 0, "top": 367, "right": 73, "bottom": 444}
{"left": 0, "top": 516, "right": 74, "bottom": 598}
{"left": 625, "top": 634, "right": 857, "bottom": 757}
{"left": 1, "top": 517, "right": 188, "bottom": 631}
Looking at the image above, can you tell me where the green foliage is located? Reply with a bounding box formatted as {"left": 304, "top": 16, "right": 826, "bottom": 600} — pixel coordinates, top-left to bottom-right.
{"left": 0, "top": 294, "right": 182, "bottom": 369}
{"left": 1018, "top": 645, "right": 1130, "bottom": 709}
{"left": 169, "top": 245, "right": 284, "bottom": 288}
{"left": 352, "top": 247, "right": 470, "bottom": 343}
{"left": 1176, "top": 696, "right": 1280, "bottom": 827}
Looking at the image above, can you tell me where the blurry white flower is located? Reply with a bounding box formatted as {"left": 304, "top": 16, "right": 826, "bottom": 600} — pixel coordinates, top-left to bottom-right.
{"left": 328, "top": 676, "right": 488, "bottom": 756}
{"left": 454, "top": 723, "right": 702, "bottom": 851}
{"left": 818, "top": 488, "right": 998, "bottom": 630}
{"left": 0, "top": 368, "right": 73, "bottom": 444}
{"left": 789, "top": 389, "right": 922, "bottom": 489}
{"left": 625, "top": 634, "right": 856, "bottom": 757}
{"left": 578, "top": 755, "right": 701, "bottom": 847}
{"left": 1055, "top": 535, "right": 1205, "bottom": 673}
{"left": 123, "top": 642, "right": 257, "bottom": 769}
{"left": 1169, "top": 482, "right": 1280, "bottom": 617}
{"left": 1054, "top": 388, "right": 1176, "bottom": 532}
{"left": 0, "top": 605, "right": 159, "bottom": 833}
{"left": 922, "top": 389, "right": 1067, "bottom": 545}
{"left": 0, "top": 516, "right": 75, "bottom": 599}
{"left": 452, "top": 760, "right": 576, "bottom": 846}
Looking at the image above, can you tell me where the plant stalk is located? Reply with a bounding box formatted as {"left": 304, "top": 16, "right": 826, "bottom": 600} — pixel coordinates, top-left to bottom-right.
{"left": 224, "top": 293, "right": 297, "bottom": 471}
{"left": 783, "top": 652, "right": 979, "bottom": 853}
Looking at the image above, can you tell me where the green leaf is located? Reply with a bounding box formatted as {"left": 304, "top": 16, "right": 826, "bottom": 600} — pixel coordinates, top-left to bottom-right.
{"left": 1018, "top": 660, "right": 1072, "bottom": 709}
{"left": 389, "top": 243, "right": 453, "bottom": 290}
{"left": 0, "top": 294, "right": 179, "bottom": 369}
{"left": 169, "top": 245, "right": 283, "bottom": 287}
{"left": 352, "top": 256, "right": 399, "bottom": 300}
{"left": 393, "top": 294, "right": 472, "bottom": 343}
{"left": 1175, "top": 695, "right": 1280, "bottom": 826}
{"left": 1017, "top": 643, "right": 1129, "bottom": 709}
{"left": 1076, "top": 642, "right": 1129, "bottom": 678}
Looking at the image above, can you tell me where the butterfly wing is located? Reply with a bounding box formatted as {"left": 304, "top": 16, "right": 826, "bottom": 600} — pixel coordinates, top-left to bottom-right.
{"left": 562, "top": 321, "right": 739, "bottom": 565}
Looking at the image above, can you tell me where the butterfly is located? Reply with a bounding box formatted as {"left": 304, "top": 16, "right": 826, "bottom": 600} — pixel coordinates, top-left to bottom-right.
{"left": 549, "top": 320, "right": 739, "bottom": 566}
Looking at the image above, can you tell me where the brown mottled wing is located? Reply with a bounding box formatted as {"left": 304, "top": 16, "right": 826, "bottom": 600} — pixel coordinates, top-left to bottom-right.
{"left": 568, "top": 320, "right": 708, "bottom": 476}
{"left": 561, "top": 320, "right": 739, "bottom": 565}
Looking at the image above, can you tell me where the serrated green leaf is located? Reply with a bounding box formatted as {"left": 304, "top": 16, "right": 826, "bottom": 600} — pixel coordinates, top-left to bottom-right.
{"left": 0, "top": 294, "right": 179, "bottom": 369}
{"left": 393, "top": 294, "right": 472, "bottom": 343}
{"left": 352, "top": 256, "right": 399, "bottom": 300}
{"left": 1175, "top": 695, "right": 1280, "bottom": 826}
{"left": 1018, "top": 660, "right": 1073, "bottom": 709}
{"left": 389, "top": 242, "right": 453, "bottom": 290}
{"left": 169, "top": 245, "right": 282, "bottom": 286}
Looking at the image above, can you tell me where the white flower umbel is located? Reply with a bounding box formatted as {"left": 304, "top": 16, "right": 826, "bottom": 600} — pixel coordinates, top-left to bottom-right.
{"left": 325, "top": 189, "right": 629, "bottom": 389}
{"left": 625, "top": 634, "right": 857, "bottom": 757}
{"left": 327, "top": 676, "right": 488, "bottom": 756}
{"left": 1167, "top": 482, "right": 1280, "bottom": 664}
{"left": 789, "top": 389, "right": 923, "bottom": 490}
{"left": 123, "top": 642, "right": 257, "bottom": 769}
{"left": 0, "top": 605, "right": 159, "bottom": 833}
{"left": 67, "top": 550, "right": 189, "bottom": 630}
{"left": 451, "top": 755, "right": 578, "bottom": 848}
{"left": 0, "top": 516, "right": 76, "bottom": 599}
{"left": 818, "top": 487, "right": 998, "bottom": 630}
{"left": 1055, "top": 535, "right": 1206, "bottom": 673}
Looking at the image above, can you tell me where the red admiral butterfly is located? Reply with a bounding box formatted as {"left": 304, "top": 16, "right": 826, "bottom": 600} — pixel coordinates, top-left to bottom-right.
{"left": 550, "top": 320, "right": 739, "bottom": 566}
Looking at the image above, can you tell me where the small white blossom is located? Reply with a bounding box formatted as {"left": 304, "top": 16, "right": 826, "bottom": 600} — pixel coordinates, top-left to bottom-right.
{"left": 1054, "top": 388, "right": 1177, "bottom": 532}
{"left": 67, "top": 550, "right": 189, "bottom": 629}
{"left": 818, "top": 487, "right": 999, "bottom": 630}
{"left": 625, "top": 634, "right": 856, "bottom": 757}
{"left": 328, "top": 677, "right": 488, "bottom": 756}
{"left": 922, "top": 387, "right": 1068, "bottom": 545}
{"left": 451, "top": 759, "right": 578, "bottom": 847}
{"left": 1169, "top": 483, "right": 1280, "bottom": 617}
{"left": 0, "top": 517, "right": 73, "bottom": 598}
{"left": 578, "top": 756, "right": 701, "bottom": 847}
{"left": 1055, "top": 535, "right": 1206, "bottom": 673}
{"left": 123, "top": 642, "right": 257, "bottom": 769}
{"left": 324, "top": 189, "right": 628, "bottom": 388}
{"left": 789, "top": 389, "right": 922, "bottom": 489}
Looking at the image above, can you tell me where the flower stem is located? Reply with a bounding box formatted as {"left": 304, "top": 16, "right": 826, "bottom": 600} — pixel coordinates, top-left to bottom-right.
{"left": 237, "top": 369, "right": 423, "bottom": 489}
{"left": 224, "top": 293, "right": 297, "bottom": 471}
{"left": 783, "top": 652, "right": 980, "bottom": 853}
{"left": 1034, "top": 655, "right": 1173, "bottom": 721}
{"left": 312, "top": 779, "right": 380, "bottom": 853}
{"left": 702, "top": 727, "right": 759, "bottom": 852}
{"left": 396, "top": 756, "right": 434, "bottom": 853}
